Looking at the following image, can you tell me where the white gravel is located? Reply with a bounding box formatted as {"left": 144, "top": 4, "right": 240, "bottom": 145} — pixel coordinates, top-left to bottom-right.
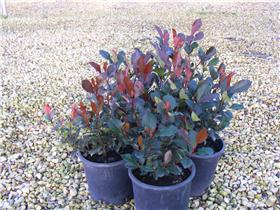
{"left": 1, "top": 1, "right": 279, "bottom": 209}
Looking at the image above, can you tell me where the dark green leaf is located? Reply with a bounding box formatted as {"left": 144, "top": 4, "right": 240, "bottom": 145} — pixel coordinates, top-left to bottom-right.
{"left": 209, "top": 66, "right": 218, "bottom": 80}
{"left": 204, "top": 47, "right": 216, "bottom": 61}
{"left": 159, "top": 125, "right": 178, "bottom": 137}
{"left": 154, "top": 66, "right": 165, "bottom": 78}
{"left": 181, "top": 157, "right": 192, "bottom": 169}
{"left": 122, "top": 154, "right": 138, "bottom": 169}
{"left": 198, "top": 47, "right": 205, "bottom": 61}
{"left": 196, "top": 78, "right": 213, "bottom": 100}
{"left": 163, "top": 95, "right": 177, "bottom": 110}
{"left": 108, "top": 119, "right": 123, "bottom": 133}
{"left": 191, "top": 42, "right": 198, "bottom": 51}
{"left": 142, "top": 111, "right": 157, "bottom": 129}
{"left": 208, "top": 57, "right": 219, "bottom": 66}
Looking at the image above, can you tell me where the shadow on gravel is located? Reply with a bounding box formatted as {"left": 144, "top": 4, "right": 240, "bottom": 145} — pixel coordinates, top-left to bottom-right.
{"left": 241, "top": 50, "right": 273, "bottom": 60}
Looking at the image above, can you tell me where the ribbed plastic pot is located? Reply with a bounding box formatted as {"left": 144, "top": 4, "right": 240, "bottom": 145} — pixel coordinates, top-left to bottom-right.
{"left": 189, "top": 139, "right": 225, "bottom": 197}
{"left": 128, "top": 162, "right": 196, "bottom": 210}
{"left": 78, "top": 151, "right": 133, "bottom": 205}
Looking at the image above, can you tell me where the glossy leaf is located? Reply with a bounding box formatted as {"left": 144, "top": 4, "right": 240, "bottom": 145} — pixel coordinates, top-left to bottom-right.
{"left": 142, "top": 111, "right": 157, "bottom": 129}
{"left": 163, "top": 95, "right": 177, "bottom": 110}
{"left": 89, "top": 61, "right": 101, "bottom": 73}
{"left": 196, "top": 128, "right": 208, "bottom": 144}
{"left": 82, "top": 80, "right": 94, "bottom": 93}
{"left": 181, "top": 157, "right": 192, "bottom": 169}
{"left": 159, "top": 125, "right": 177, "bottom": 137}
{"left": 191, "top": 112, "right": 200, "bottom": 122}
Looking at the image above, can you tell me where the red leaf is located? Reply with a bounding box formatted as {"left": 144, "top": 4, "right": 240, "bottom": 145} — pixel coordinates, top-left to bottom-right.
{"left": 124, "top": 76, "right": 134, "bottom": 98}
{"left": 172, "top": 28, "right": 177, "bottom": 39}
{"left": 79, "top": 101, "right": 89, "bottom": 126}
{"left": 82, "top": 80, "right": 94, "bottom": 93}
{"left": 218, "top": 63, "right": 226, "bottom": 82}
{"left": 90, "top": 101, "right": 97, "bottom": 115}
{"left": 226, "top": 72, "right": 235, "bottom": 89}
{"left": 196, "top": 128, "right": 208, "bottom": 144}
{"left": 103, "top": 62, "right": 108, "bottom": 72}
{"left": 97, "top": 95, "right": 104, "bottom": 114}
{"left": 89, "top": 61, "right": 101, "bottom": 73}
{"left": 116, "top": 72, "right": 126, "bottom": 93}
{"left": 143, "top": 62, "right": 152, "bottom": 81}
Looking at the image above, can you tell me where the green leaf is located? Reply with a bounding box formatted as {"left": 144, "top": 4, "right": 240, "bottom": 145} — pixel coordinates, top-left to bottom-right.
{"left": 188, "top": 130, "right": 197, "bottom": 147}
{"left": 184, "top": 43, "right": 192, "bottom": 54}
{"left": 208, "top": 57, "right": 219, "bottom": 66}
{"left": 191, "top": 111, "right": 200, "bottom": 122}
{"left": 154, "top": 66, "right": 165, "bottom": 78}
{"left": 154, "top": 96, "right": 162, "bottom": 104}
{"left": 108, "top": 119, "right": 123, "bottom": 133}
{"left": 168, "top": 165, "right": 182, "bottom": 175}
{"left": 142, "top": 111, "right": 157, "bottom": 129}
{"left": 121, "top": 154, "right": 138, "bottom": 169}
{"left": 230, "top": 103, "right": 244, "bottom": 110}
{"left": 159, "top": 125, "right": 178, "bottom": 137}
{"left": 196, "top": 147, "right": 215, "bottom": 156}
{"left": 168, "top": 79, "right": 177, "bottom": 90}
{"left": 222, "top": 91, "right": 231, "bottom": 103}
{"left": 196, "top": 78, "right": 213, "bottom": 100}
{"left": 191, "top": 42, "right": 198, "bottom": 51}
{"left": 163, "top": 95, "right": 177, "bottom": 110}
{"left": 181, "top": 157, "right": 192, "bottom": 169}
{"left": 179, "top": 88, "right": 189, "bottom": 100}
{"left": 209, "top": 66, "right": 218, "bottom": 80}
{"left": 155, "top": 167, "right": 165, "bottom": 179}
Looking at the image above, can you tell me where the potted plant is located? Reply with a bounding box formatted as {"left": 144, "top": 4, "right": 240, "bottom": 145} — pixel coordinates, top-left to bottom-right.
{"left": 185, "top": 54, "right": 251, "bottom": 196}
{"left": 111, "top": 45, "right": 196, "bottom": 209}
{"left": 149, "top": 19, "right": 251, "bottom": 196}
{"left": 43, "top": 51, "right": 135, "bottom": 204}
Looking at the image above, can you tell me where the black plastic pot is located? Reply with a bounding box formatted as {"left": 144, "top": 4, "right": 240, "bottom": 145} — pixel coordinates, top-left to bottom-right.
{"left": 128, "top": 162, "right": 196, "bottom": 210}
{"left": 78, "top": 151, "right": 133, "bottom": 205}
{"left": 189, "top": 138, "right": 225, "bottom": 197}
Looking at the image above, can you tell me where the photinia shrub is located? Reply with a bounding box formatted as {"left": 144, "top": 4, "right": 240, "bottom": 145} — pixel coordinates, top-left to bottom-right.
{"left": 150, "top": 19, "right": 252, "bottom": 156}
{"left": 43, "top": 51, "right": 134, "bottom": 162}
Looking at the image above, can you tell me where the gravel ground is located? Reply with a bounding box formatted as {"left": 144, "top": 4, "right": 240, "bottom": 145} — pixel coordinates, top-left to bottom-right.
{"left": 1, "top": 1, "right": 280, "bottom": 209}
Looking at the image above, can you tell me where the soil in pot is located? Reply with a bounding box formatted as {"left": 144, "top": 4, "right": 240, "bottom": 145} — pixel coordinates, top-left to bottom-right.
{"left": 82, "top": 146, "right": 133, "bottom": 163}
{"left": 195, "top": 137, "right": 223, "bottom": 153}
{"left": 133, "top": 167, "right": 191, "bottom": 186}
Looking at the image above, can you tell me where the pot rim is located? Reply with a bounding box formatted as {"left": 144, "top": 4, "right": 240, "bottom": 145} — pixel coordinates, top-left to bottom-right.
{"left": 190, "top": 138, "right": 225, "bottom": 159}
{"left": 77, "top": 151, "right": 125, "bottom": 168}
{"left": 128, "top": 160, "right": 196, "bottom": 190}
